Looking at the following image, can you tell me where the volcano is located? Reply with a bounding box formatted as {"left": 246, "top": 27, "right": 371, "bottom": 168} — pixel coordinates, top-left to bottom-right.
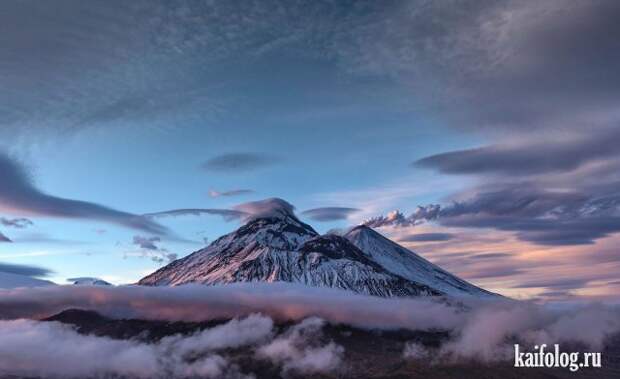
{"left": 139, "top": 201, "right": 495, "bottom": 298}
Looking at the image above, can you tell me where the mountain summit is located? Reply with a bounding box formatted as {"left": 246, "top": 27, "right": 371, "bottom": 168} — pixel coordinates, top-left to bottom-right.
{"left": 139, "top": 200, "right": 495, "bottom": 298}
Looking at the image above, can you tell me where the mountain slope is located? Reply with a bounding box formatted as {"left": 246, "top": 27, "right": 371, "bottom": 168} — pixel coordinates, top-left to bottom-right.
{"left": 344, "top": 225, "right": 495, "bottom": 297}
{"left": 139, "top": 214, "right": 439, "bottom": 297}
{"left": 139, "top": 203, "right": 495, "bottom": 298}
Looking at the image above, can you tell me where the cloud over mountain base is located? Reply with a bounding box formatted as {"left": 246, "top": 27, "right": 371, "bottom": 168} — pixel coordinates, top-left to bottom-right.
{"left": 0, "top": 283, "right": 619, "bottom": 378}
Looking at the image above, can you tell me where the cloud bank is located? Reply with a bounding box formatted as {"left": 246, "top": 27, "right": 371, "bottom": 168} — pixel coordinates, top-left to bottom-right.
{"left": 0, "top": 283, "right": 617, "bottom": 378}
{"left": 0, "top": 314, "right": 281, "bottom": 379}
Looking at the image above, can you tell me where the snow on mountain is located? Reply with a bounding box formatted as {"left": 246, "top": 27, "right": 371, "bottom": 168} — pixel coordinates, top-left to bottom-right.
{"left": 68, "top": 277, "right": 113, "bottom": 286}
{"left": 0, "top": 271, "right": 56, "bottom": 289}
{"left": 139, "top": 200, "right": 496, "bottom": 298}
{"left": 344, "top": 225, "right": 495, "bottom": 297}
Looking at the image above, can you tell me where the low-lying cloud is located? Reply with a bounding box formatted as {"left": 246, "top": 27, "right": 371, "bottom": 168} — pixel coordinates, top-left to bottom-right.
{"left": 0, "top": 308, "right": 345, "bottom": 379}
{"left": 0, "top": 314, "right": 275, "bottom": 379}
{"left": 0, "top": 284, "right": 619, "bottom": 376}
{"left": 257, "top": 317, "right": 344, "bottom": 376}
{"left": 0, "top": 284, "right": 618, "bottom": 357}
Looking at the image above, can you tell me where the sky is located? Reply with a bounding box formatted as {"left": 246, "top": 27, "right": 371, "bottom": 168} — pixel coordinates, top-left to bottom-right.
{"left": 1, "top": 0, "right": 619, "bottom": 301}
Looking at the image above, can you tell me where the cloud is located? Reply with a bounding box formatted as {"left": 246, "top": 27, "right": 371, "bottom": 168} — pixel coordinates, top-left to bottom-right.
{"left": 143, "top": 209, "right": 245, "bottom": 221}
{"left": 202, "top": 153, "right": 279, "bottom": 172}
{"left": 512, "top": 278, "right": 591, "bottom": 291}
{"left": 0, "top": 314, "right": 271, "bottom": 379}
{"left": 414, "top": 129, "right": 620, "bottom": 177}
{"left": 0, "top": 262, "right": 52, "bottom": 278}
{"left": 257, "top": 317, "right": 344, "bottom": 376}
{"left": 363, "top": 205, "right": 440, "bottom": 228}
{"left": 301, "top": 207, "right": 359, "bottom": 221}
{"left": 143, "top": 198, "right": 307, "bottom": 225}
{"left": 0, "top": 283, "right": 462, "bottom": 329}
{"left": 208, "top": 189, "right": 255, "bottom": 198}
{"left": 130, "top": 236, "right": 176, "bottom": 264}
{"left": 0, "top": 217, "right": 33, "bottom": 228}
{"left": 394, "top": 1, "right": 620, "bottom": 249}
{"left": 233, "top": 198, "right": 300, "bottom": 222}
{"left": 133, "top": 236, "right": 163, "bottom": 251}
{"left": 398, "top": 233, "right": 454, "bottom": 242}
{"left": 0, "top": 284, "right": 619, "bottom": 369}
{"left": 365, "top": 182, "right": 620, "bottom": 246}
{"left": 0, "top": 153, "right": 167, "bottom": 235}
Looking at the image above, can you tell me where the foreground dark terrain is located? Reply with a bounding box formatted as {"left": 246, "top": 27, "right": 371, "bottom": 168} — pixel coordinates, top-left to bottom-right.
{"left": 2, "top": 309, "right": 617, "bottom": 379}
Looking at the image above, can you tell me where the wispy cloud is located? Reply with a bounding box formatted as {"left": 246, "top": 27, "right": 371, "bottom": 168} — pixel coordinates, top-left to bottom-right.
{"left": 208, "top": 189, "right": 254, "bottom": 198}
{"left": 202, "top": 153, "right": 280, "bottom": 172}
{"left": 0, "top": 262, "right": 52, "bottom": 278}
{"left": 0, "top": 153, "right": 167, "bottom": 235}
{"left": 398, "top": 233, "right": 454, "bottom": 242}
{"left": 143, "top": 208, "right": 245, "bottom": 221}
{"left": 301, "top": 207, "right": 359, "bottom": 222}
{"left": 130, "top": 235, "right": 177, "bottom": 264}
{"left": 0, "top": 217, "right": 33, "bottom": 228}
{"left": 414, "top": 129, "right": 620, "bottom": 176}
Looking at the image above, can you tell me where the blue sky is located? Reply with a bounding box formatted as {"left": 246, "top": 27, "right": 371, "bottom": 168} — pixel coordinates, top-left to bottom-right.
{"left": 1, "top": 0, "right": 620, "bottom": 300}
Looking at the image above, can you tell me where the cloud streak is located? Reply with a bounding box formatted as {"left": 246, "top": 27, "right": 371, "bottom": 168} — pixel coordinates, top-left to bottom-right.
{"left": 398, "top": 233, "right": 454, "bottom": 242}
{"left": 202, "top": 153, "right": 279, "bottom": 172}
{"left": 130, "top": 236, "right": 177, "bottom": 264}
{"left": 0, "top": 262, "right": 52, "bottom": 278}
{"left": 208, "top": 189, "right": 254, "bottom": 198}
{"left": 143, "top": 209, "right": 245, "bottom": 221}
{"left": 414, "top": 129, "right": 620, "bottom": 176}
{"left": 301, "top": 207, "right": 359, "bottom": 221}
{"left": 0, "top": 217, "right": 33, "bottom": 228}
{"left": 0, "top": 153, "right": 167, "bottom": 235}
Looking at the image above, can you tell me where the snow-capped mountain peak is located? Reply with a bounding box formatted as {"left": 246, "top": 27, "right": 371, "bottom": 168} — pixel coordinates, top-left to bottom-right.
{"left": 344, "top": 225, "right": 495, "bottom": 297}
{"left": 139, "top": 213, "right": 497, "bottom": 298}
